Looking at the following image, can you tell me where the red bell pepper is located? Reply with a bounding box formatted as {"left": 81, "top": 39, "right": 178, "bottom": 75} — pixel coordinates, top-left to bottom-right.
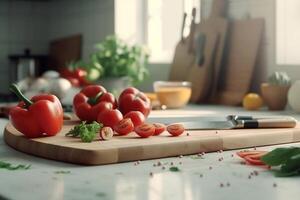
{"left": 73, "top": 85, "right": 117, "bottom": 122}
{"left": 9, "top": 84, "right": 64, "bottom": 138}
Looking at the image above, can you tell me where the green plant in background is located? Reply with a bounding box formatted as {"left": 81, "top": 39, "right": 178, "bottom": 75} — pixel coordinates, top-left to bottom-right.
{"left": 268, "top": 71, "right": 291, "bottom": 86}
{"left": 87, "top": 35, "right": 150, "bottom": 85}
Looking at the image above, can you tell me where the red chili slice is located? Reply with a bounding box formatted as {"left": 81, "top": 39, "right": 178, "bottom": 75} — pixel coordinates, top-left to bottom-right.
{"left": 135, "top": 123, "right": 155, "bottom": 138}
{"left": 167, "top": 124, "right": 185, "bottom": 136}
{"left": 114, "top": 118, "right": 134, "bottom": 136}
{"left": 153, "top": 123, "right": 166, "bottom": 135}
{"left": 243, "top": 155, "right": 265, "bottom": 165}
{"left": 236, "top": 150, "right": 268, "bottom": 158}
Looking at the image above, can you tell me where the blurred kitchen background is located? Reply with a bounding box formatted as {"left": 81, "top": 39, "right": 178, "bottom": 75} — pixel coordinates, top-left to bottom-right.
{"left": 1, "top": 0, "right": 300, "bottom": 111}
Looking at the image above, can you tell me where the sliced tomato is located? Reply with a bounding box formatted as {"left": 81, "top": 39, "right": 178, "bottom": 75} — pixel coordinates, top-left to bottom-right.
{"left": 243, "top": 155, "right": 265, "bottom": 165}
{"left": 167, "top": 124, "right": 185, "bottom": 136}
{"left": 114, "top": 118, "right": 134, "bottom": 136}
{"left": 135, "top": 123, "right": 155, "bottom": 138}
{"left": 124, "top": 111, "right": 145, "bottom": 127}
{"left": 236, "top": 150, "right": 268, "bottom": 158}
{"left": 99, "top": 127, "right": 114, "bottom": 140}
{"left": 153, "top": 123, "right": 166, "bottom": 135}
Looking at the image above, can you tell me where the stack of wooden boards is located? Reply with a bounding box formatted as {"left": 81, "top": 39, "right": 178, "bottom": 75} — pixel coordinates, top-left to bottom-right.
{"left": 169, "top": 0, "right": 264, "bottom": 106}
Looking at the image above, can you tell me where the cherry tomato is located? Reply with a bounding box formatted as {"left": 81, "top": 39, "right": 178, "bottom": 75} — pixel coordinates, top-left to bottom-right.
{"left": 97, "top": 109, "right": 123, "bottom": 129}
{"left": 153, "top": 123, "right": 166, "bottom": 135}
{"left": 167, "top": 124, "right": 184, "bottom": 136}
{"left": 124, "top": 111, "right": 145, "bottom": 127}
{"left": 99, "top": 127, "right": 114, "bottom": 140}
{"left": 118, "top": 87, "right": 151, "bottom": 117}
{"left": 135, "top": 123, "right": 155, "bottom": 138}
{"left": 114, "top": 118, "right": 134, "bottom": 136}
{"left": 236, "top": 150, "right": 268, "bottom": 158}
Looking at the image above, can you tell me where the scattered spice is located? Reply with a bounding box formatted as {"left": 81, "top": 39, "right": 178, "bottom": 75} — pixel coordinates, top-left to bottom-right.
{"left": 273, "top": 183, "right": 277, "bottom": 188}
{"left": 248, "top": 175, "right": 252, "bottom": 179}
{"left": 220, "top": 183, "right": 224, "bottom": 187}
{"left": 179, "top": 155, "right": 183, "bottom": 158}
{"left": 179, "top": 162, "right": 182, "bottom": 165}
{"left": 153, "top": 163, "right": 156, "bottom": 167}
{"left": 209, "top": 166, "right": 212, "bottom": 170}
{"left": 0, "top": 160, "right": 31, "bottom": 171}
{"left": 199, "top": 174, "right": 203, "bottom": 178}
{"left": 149, "top": 172, "right": 153, "bottom": 177}
{"left": 169, "top": 166, "right": 180, "bottom": 172}
{"left": 157, "top": 161, "right": 162, "bottom": 166}
{"left": 186, "top": 133, "right": 190, "bottom": 136}
{"left": 170, "top": 162, "right": 174, "bottom": 166}
{"left": 226, "top": 182, "right": 230, "bottom": 187}
{"left": 162, "top": 166, "right": 166, "bottom": 170}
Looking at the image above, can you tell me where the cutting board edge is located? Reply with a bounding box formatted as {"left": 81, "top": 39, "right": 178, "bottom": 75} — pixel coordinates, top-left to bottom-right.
{"left": 4, "top": 123, "right": 300, "bottom": 166}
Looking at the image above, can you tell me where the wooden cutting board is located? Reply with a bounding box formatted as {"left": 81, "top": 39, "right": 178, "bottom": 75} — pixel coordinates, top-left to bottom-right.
{"left": 216, "top": 18, "right": 264, "bottom": 105}
{"left": 4, "top": 120, "right": 300, "bottom": 165}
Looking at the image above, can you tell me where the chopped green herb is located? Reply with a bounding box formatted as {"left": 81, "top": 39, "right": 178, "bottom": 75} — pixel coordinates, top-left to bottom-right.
{"left": 261, "top": 147, "right": 300, "bottom": 177}
{"left": 95, "top": 192, "right": 107, "bottom": 197}
{"left": 54, "top": 170, "right": 71, "bottom": 174}
{"left": 169, "top": 166, "right": 180, "bottom": 172}
{"left": 0, "top": 160, "right": 31, "bottom": 171}
{"left": 66, "top": 121, "right": 103, "bottom": 142}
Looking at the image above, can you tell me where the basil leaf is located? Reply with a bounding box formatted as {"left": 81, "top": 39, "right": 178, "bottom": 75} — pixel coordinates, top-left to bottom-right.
{"left": 280, "top": 154, "right": 300, "bottom": 173}
{"left": 261, "top": 147, "right": 300, "bottom": 166}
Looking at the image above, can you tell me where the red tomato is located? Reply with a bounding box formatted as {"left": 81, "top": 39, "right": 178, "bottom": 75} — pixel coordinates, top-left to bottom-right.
{"left": 99, "top": 127, "right": 114, "bottom": 140}
{"left": 97, "top": 109, "right": 123, "bottom": 129}
{"left": 114, "top": 118, "right": 134, "bottom": 136}
{"left": 124, "top": 111, "right": 145, "bottom": 127}
{"left": 66, "top": 77, "right": 80, "bottom": 87}
{"left": 167, "top": 124, "right": 184, "bottom": 136}
{"left": 153, "top": 123, "right": 166, "bottom": 135}
{"left": 135, "top": 123, "right": 155, "bottom": 138}
{"left": 236, "top": 151, "right": 268, "bottom": 158}
{"left": 118, "top": 87, "right": 151, "bottom": 117}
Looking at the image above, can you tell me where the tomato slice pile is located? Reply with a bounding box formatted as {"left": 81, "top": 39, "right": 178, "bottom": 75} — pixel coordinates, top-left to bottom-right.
{"left": 236, "top": 150, "right": 268, "bottom": 165}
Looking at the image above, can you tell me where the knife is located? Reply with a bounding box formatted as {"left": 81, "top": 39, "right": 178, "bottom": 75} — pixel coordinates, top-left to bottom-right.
{"left": 147, "top": 115, "right": 294, "bottom": 125}
{"left": 180, "top": 116, "right": 297, "bottom": 130}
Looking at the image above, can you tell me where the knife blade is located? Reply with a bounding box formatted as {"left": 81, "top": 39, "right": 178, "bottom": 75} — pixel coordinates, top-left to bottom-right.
{"left": 181, "top": 117, "right": 297, "bottom": 130}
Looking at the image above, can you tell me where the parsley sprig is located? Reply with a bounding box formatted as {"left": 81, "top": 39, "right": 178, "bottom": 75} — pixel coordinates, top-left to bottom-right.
{"left": 261, "top": 147, "right": 300, "bottom": 177}
{"left": 66, "top": 121, "right": 103, "bottom": 142}
{"left": 0, "top": 160, "right": 31, "bottom": 170}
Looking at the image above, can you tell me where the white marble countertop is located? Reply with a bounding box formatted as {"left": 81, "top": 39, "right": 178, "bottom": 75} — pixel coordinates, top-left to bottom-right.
{"left": 1, "top": 105, "right": 300, "bottom": 200}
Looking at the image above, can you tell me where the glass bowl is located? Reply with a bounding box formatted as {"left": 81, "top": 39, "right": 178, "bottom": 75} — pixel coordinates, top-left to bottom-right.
{"left": 153, "top": 81, "right": 192, "bottom": 109}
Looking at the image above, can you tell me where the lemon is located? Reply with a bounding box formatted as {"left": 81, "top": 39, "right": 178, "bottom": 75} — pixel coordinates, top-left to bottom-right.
{"left": 243, "top": 93, "right": 263, "bottom": 110}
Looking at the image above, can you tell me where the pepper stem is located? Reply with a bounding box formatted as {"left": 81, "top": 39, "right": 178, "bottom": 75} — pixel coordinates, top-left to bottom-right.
{"left": 9, "top": 84, "right": 33, "bottom": 108}
{"left": 87, "top": 92, "right": 103, "bottom": 105}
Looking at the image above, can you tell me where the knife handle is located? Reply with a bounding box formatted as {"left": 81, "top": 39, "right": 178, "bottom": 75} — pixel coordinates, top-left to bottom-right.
{"left": 238, "top": 117, "right": 297, "bottom": 128}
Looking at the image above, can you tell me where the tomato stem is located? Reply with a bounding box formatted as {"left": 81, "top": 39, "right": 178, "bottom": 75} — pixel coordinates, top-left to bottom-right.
{"left": 9, "top": 83, "right": 33, "bottom": 108}
{"left": 88, "top": 92, "right": 103, "bottom": 105}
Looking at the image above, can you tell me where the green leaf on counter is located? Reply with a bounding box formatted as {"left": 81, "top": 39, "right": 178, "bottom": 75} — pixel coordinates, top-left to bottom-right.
{"left": 0, "top": 160, "right": 31, "bottom": 171}
{"left": 261, "top": 147, "right": 300, "bottom": 177}
{"left": 66, "top": 121, "right": 103, "bottom": 143}
{"left": 261, "top": 147, "right": 300, "bottom": 166}
{"left": 169, "top": 167, "right": 180, "bottom": 172}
